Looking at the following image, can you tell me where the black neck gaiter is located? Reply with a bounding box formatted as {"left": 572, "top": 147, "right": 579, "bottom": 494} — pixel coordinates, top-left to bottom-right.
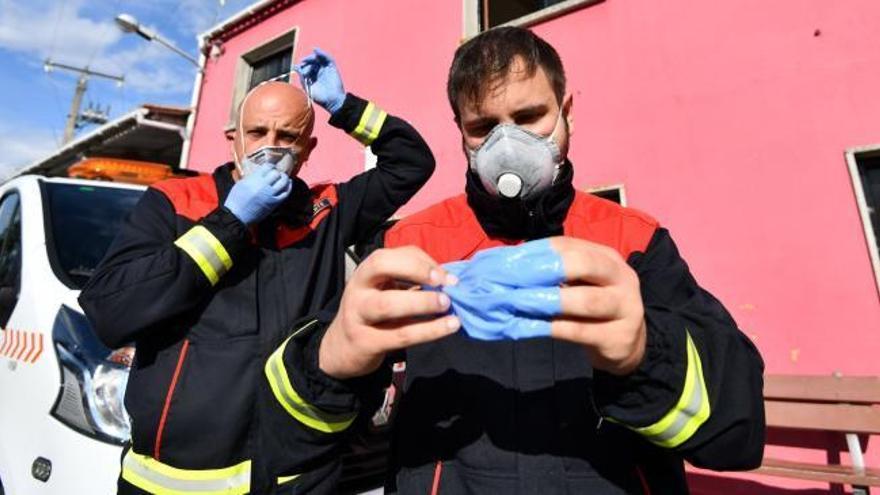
{"left": 466, "top": 161, "right": 575, "bottom": 240}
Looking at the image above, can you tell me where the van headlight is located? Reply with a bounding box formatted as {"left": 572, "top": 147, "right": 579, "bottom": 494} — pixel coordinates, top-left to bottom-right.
{"left": 50, "top": 305, "right": 133, "bottom": 445}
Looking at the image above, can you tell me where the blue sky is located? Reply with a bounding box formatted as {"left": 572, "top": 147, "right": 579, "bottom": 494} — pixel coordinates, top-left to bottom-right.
{"left": 0, "top": 0, "right": 254, "bottom": 179}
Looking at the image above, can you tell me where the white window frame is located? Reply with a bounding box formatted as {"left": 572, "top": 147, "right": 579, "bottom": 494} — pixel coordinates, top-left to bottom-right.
{"left": 227, "top": 26, "right": 300, "bottom": 128}
{"left": 845, "top": 145, "right": 880, "bottom": 296}
{"left": 464, "top": 0, "right": 604, "bottom": 38}
{"left": 587, "top": 183, "right": 627, "bottom": 207}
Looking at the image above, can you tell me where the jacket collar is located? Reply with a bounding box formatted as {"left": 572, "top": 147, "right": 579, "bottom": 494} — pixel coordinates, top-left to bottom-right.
{"left": 465, "top": 160, "right": 575, "bottom": 240}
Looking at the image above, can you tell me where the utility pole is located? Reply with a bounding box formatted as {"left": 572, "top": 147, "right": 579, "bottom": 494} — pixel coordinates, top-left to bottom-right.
{"left": 44, "top": 59, "right": 125, "bottom": 144}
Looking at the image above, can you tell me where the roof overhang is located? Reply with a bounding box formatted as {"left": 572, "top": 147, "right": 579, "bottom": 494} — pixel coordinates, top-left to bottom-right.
{"left": 21, "top": 105, "right": 188, "bottom": 177}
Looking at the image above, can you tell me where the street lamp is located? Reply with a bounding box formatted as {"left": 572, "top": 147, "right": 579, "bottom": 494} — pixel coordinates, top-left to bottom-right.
{"left": 114, "top": 13, "right": 201, "bottom": 69}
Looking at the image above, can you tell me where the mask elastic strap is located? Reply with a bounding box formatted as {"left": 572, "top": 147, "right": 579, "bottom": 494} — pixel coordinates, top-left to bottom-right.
{"left": 232, "top": 83, "right": 262, "bottom": 174}
{"left": 547, "top": 108, "right": 565, "bottom": 146}
{"left": 547, "top": 108, "right": 567, "bottom": 184}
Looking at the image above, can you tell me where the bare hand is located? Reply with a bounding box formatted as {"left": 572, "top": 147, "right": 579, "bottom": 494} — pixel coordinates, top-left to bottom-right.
{"left": 549, "top": 237, "right": 647, "bottom": 375}
{"left": 319, "top": 246, "right": 461, "bottom": 379}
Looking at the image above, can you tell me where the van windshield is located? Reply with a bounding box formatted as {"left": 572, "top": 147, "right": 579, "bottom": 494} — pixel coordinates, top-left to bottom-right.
{"left": 42, "top": 182, "right": 143, "bottom": 290}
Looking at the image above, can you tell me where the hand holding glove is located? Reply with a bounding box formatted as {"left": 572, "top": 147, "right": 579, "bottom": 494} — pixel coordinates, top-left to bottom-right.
{"left": 295, "top": 47, "right": 346, "bottom": 115}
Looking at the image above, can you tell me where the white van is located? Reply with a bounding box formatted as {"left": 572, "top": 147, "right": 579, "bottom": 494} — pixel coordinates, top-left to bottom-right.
{"left": 0, "top": 176, "right": 144, "bottom": 494}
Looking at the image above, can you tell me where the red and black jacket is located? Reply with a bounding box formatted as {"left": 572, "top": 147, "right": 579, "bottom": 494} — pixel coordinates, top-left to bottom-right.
{"left": 79, "top": 93, "right": 434, "bottom": 494}
{"left": 372, "top": 167, "right": 766, "bottom": 494}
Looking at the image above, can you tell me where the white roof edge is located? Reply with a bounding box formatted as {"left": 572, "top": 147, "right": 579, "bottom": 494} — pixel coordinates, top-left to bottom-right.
{"left": 199, "top": 0, "right": 278, "bottom": 42}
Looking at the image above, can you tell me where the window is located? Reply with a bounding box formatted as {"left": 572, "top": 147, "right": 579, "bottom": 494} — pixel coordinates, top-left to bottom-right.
{"left": 0, "top": 192, "right": 22, "bottom": 327}
{"left": 42, "top": 183, "right": 143, "bottom": 290}
{"left": 588, "top": 184, "right": 626, "bottom": 206}
{"left": 248, "top": 49, "right": 293, "bottom": 90}
{"left": 847, "top": 146, "right": 880, "bottom": 295}
{"left": 229, "top": 28, "right": 298, "bottom": 126}
{"left": 464, "top": 0, "right": 603, "bottom": 35}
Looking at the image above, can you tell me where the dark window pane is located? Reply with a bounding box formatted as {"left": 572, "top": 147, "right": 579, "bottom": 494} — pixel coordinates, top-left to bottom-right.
{"left": 0, "top": 193, "right": 21, "bottom": 326}
{"left": 858, "top": 154, "right": 880, "bottom": 252}
{"left": 43, "top": 183, "right": 143, "bottom": 289}
{"left": 249, "top": 49, "right": 292, "bottom": 90}
{"left": 483, "top": 0, "right": 569, "bottom": 29}
{"left": 591, "top": 188, "right": 622, "bottom": 204}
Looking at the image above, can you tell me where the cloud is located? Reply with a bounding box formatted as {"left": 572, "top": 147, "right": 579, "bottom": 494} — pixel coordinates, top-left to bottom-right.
{"left": 133, "top": 0, "right": 255, "bottom": 39}
{"left": 0, "top": 124, "right": 58, "bottom": 180}
{"left": 0, "top": 0, "right": 121, "bottom": 66}
{"left": 0, "top": 0, "right": 195, "bottom": 97}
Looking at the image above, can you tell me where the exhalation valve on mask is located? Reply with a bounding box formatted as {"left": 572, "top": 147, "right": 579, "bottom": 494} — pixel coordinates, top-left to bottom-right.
{"left": 467, "top": 111, "right": 565, "bottom": 200}
{"left": 496, "top": 173, "right": 524, "bottom": 198}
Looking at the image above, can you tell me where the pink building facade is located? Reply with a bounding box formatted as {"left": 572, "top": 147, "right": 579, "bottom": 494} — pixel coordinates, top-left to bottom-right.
{"left": 184, "top": 1, "right": 880, "bottom": 491}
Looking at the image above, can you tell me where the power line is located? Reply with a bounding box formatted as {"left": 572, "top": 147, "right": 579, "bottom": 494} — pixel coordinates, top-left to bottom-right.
{"left": 47, "top": 0, "right": 70, "bottom": 59}
{"left": 46, "top": 72, "right": 69, "bottom": 147}
{"left": 85, "top": 0, "right": 125, "bottom": 68}
{"left": 43, "top": 60, "right": 125, "bottom": 144}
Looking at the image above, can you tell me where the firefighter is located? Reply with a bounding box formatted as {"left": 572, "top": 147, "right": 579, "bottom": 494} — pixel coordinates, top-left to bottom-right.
{"left": 297, "top": 28, "right": 766, "bottom": 493}
{"left": 79, "top": 48, "right": 435, "bottom": 494}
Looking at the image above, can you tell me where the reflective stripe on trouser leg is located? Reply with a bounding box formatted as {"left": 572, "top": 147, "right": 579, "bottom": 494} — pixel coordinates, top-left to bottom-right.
{"left": 122, "top": 451, "right": 250, "bottom": 495}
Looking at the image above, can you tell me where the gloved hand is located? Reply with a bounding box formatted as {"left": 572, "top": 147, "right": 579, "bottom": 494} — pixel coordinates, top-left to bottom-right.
{"left": 295, "top": 47, "right": 346, "bottom": 115}
{"left": 438, "top": 239, "right": 566, "bottom": 340}
{"left": 224, "top": 164, "right": 292, "bottom": 225}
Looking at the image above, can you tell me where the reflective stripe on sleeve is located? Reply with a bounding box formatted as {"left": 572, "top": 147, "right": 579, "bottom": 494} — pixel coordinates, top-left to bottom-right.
{"left": 631, "top": 330, "right": 711, "bottom": 448}
{"left": 174, "top": 225, "right": 233, "bottom": 285}
{"left": 265, "top": 320, "right": 358, "bottom": 434}
{"left": 350, "top": 101, "right": 388, "bottom": 146}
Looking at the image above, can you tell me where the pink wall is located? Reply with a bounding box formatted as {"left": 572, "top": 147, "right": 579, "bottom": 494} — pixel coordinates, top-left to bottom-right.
{"left": 189, "top": 1, "right": 880, "bottom": 489}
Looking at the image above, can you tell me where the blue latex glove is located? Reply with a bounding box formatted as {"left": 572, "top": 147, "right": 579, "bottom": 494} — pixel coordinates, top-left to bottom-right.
{"left": 437, "top": 239, "right": 566, "bottom": 341}
{"left": 295, "top": 47, "right": 346, "bottom": 115}
{"left": 224, "top": 164, "right": 292, "bottom": 225}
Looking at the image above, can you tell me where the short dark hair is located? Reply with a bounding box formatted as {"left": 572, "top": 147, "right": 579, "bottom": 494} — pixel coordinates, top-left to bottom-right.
{"left": 447, "top": 26, "right": 566, "bottom": 120}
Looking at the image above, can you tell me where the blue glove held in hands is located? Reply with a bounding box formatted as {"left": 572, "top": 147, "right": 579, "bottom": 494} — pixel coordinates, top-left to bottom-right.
{"left": 439, "top": 239, "right": 566, "bottom": 341}
{"left": 224, "top": 164, "right": 292, "bottom": 225}
{"left": 295, "top": 47, "right": 346, "bottom": 115}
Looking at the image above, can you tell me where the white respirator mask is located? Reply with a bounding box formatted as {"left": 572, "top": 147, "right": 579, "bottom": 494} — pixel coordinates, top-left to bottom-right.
{"left": 236, "top": 146, "right": 298, "bottom": 176}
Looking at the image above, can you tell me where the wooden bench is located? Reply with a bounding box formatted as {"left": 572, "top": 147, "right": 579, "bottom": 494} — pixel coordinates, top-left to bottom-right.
{"left": 754, "top": 374, "right": 880, "bottom": 494}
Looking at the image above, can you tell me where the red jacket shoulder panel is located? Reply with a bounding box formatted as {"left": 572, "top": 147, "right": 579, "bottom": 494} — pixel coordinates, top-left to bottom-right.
{"left": 385, "top": 195, "right": 501, "bottom": 263}
{"left": 151, "top": 174, "right": 219, "bottom": 222}
{"left": 564, "top": 192, "right": 658, "bottom": 258}
{"left": 386, "top": 191, "right": 659, "bottom": 263}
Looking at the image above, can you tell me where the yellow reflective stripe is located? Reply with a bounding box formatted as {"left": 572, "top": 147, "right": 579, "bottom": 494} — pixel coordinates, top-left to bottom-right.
{"left": 350, "top": 101, "right": 388, "bottom": 146}
{"left": 121, "top": 451, "right": 250, "bottom": 495}
{"left": 633, "top": 331, "right": 711, "bottom": 448}
{"left": 265, "top": 321, "right": 357, "bottom": 434}
{"left": 174, "top": 225, "right": 233, "bottom": 286}
{"left": 352, "top": 102, "right": 375, "bottom": 139}
{"left": 277, "top": 474, "right": 300, "bottom": 485}
{"left": 365, "top": 109, "right": 387, "bottom": 144}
